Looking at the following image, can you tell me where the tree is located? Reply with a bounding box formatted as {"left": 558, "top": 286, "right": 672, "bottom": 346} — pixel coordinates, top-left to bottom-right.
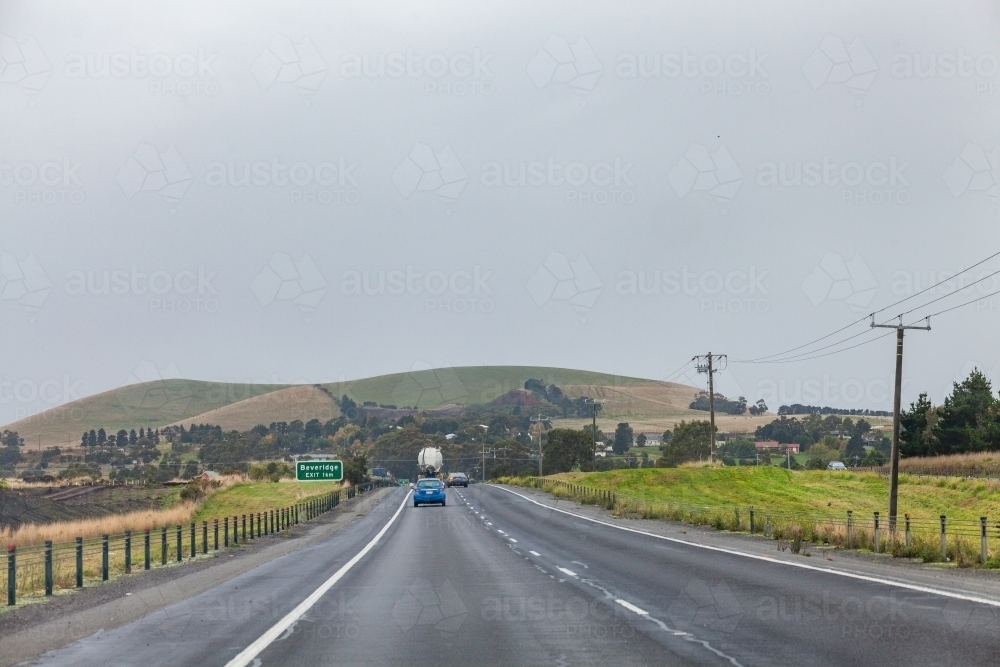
{"left": 933, "top": 369, "right": 1000, "bottom": 454}
{"left": 748, "top": 399, "right": 768, "bottom": 416}
{"left": 861, "top": 448, "right": 887, "bottom": 467}
{"left": 543, "top": 429, "right": 594, "bottom": 474}
{"left": 636, "top": 433, "right": 647, "bottom": 447}
{"left": 97, "top": 428, "right": 107, "bottom": 445}
{"left": 844, "top": 433, "right": 866, "bottom": 462}
{"left": 900, "top": 393, "right": 936, "bottom": 457}
{"left": 344, "top": 453, "right": 369, "bottom": 484}
{"left": 660, "top": 420, "right": 711, "bottom": 466}
{"left": 0, "top": 430, "right": 24, "bottom": 448}
{"left": 613, "top": 423, "right": 633, "bottom": 455}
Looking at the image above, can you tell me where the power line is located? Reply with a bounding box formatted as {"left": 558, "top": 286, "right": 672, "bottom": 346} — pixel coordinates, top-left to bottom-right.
{"left": 736, "top": 249, "right": 1000, "bottom": 363}
{"left": 746, "top": 329, "right": 897, "bottom": 364}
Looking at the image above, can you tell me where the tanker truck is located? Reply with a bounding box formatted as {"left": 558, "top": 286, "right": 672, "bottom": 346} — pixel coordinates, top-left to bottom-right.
{"left": 417, "top": 446, "right": 444, "bottom": 478}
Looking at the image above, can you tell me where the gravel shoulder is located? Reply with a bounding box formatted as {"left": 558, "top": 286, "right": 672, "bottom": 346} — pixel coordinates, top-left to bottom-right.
{"left": 0, "top": 487, "right": 393, "bottom": 667}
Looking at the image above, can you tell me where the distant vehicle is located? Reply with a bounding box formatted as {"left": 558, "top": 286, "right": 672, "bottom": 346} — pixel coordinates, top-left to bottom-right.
{"left": 417, "top": 447, "right": 443, "bottom": 477}
{"left": 397, "top": 478, "right": 410, "bottom": 486}
{"left": 413, "top": 478, "right": 446, "bottom": 506}
{"left": 827, "top": 461, "right": 847, "bottom": 471}
{"left": 446, "top": 472, "right": 468, "bottom": 487}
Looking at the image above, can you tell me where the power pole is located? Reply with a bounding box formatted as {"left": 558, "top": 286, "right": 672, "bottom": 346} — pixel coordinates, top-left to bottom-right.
{"left": 871, "top": 315, "right": 930, "bottom": 531}
{"left": 693, "top": 353, "right": 726, "bottom": 463}
{"left": 531, "top": 414, "right": 548, "bottom": 476}
{"left": 582, "top": 398, "right": 605, "bottom": 457}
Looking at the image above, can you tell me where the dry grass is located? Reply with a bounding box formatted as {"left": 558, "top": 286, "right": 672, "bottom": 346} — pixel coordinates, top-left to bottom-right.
{"left": 898, "top": 451, "right": 1000, "bottom": 476}
{"left": 166, "top": 385, "right": 340, "bottom": 432}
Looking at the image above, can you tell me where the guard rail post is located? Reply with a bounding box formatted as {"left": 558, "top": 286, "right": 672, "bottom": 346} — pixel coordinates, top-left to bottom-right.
{"left": 161, "top": 527, "right": 168, "bottom": 565}
{"left": 213, "top": 519, "right": 218, "bottom": 550}
{"left": 940, "top": 515, "right": 947, "bottom": 560}
{"left": 76, "top": 537, "right": 84, "bottom": 586}
{"left": 905, "top": 514, "right": 911, "bottom": 549}
{"left": 981, "top": 517, "right": 989, "bottom": 565}
{"left": 873, "top": 512, "right": 880, "bottom": 553}
{"left": 224, "top": 517, "right": 229, "bottom": 547}
{"left": 124, "top": 531, "right": 132, "bottom": 574}
{"left": 232, "top": 516, "right": 238, "bottom": 545}
{"left": 190, "top": 523, "right": 196, "bottom": 558}
{"left": 44, "top": 541, "right": 53, "bottom": 595}
{"left": 749, "top": 507, "right": 755, "bottom": 535}
{"left": 203, "top": 521, "right": 208, "bottom": 553}
{"left": 176, "top": 525, "right": 182, "bottom": 562}
{"left": 847, "top": 511, "right": 853, "bottom": 549}
{"left": 242, "top": 515, "right": 247, "bottom": 541}
{"left": 102, "top": 535, "right": 109, "bottom": 581}
{"left": 144, "top": 530, "right": 151, "bottom": 570}
{"left": 8, "top": 546, "right": 16, "bottom": 605}
{"left": 765, "top": 516, "right": 772, "bottom": 539}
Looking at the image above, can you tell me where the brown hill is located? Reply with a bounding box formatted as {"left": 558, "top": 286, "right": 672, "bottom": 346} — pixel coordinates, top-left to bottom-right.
{"left": 167, "top": 385, "right": 340, "bottom": 432}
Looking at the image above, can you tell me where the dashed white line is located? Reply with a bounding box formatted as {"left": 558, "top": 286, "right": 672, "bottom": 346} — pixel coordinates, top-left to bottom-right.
{"left": 615, "top": 599, "right": 649, "bottom": 615}
{"left": 529, "top": 550, "right": 541, "bottom": 556}
{"left": 509, "top": 538, "right": 518, "bottom": 543}
{"left": 557, "top": 567, "right": 577, "bottom": 577}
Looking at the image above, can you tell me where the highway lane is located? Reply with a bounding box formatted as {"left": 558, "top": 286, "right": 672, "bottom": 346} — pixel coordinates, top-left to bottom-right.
{"left": 29, "top": 483, "right": 1000, "bottom": 666}
{"left": 468, "top": 484, "right": 1000, "bottom": 667}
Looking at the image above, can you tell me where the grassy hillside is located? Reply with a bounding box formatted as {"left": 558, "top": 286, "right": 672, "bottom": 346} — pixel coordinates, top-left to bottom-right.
{"left": 5, "top": 380, "right": 288, "bottom": 447}
{"left": 321, "top": 366, "right": 656, "bottom": 409}
{"left": 7, "top": 366, "right": 723, "bottom": 449}
{"left": 169, "top": 385, "right": 340, "bottom": 432}
{"left": 550, "top": 467, "right": 1000, "bottom": 521}
{"left": 193, "top": 480, "right": 345, "bottom": 522}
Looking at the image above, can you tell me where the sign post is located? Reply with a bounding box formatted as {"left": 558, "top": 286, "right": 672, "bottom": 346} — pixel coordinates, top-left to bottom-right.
{"left": 296, "top": 460, "right": 343, "bottom": 482}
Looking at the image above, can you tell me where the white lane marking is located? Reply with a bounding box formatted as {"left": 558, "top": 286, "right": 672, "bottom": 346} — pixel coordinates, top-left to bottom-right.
{"left": 494, "top": 486, "right": 1000, "bottom": 609}
{"left": 497, "top": 530, "right": 506, "bottom": 535}
{"left": 571, "top": 560, "right": 589, "bottom": 569}
{"left": 557, "top": 567, "right": 577, "bottom": 577}
{"left": 509, "top": 538, "right": 518, "bottom": 543}
{"left": 486, "top": 522, "right": 492, "bottom": 526}
{"left": 225, "top": 490, "right": 411, "bottom": 667}
{"left": 616, "top": 599, "right": 648, "bottom": 615}
{"left": 529, "top": 550, "right": 541, "bottom": 556}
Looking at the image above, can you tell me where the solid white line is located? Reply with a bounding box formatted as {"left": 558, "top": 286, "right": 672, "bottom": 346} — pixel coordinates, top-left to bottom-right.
{"left": 616, "top": 599, "right": 649, "bottom": 615}
{"left": 509, "top": 538, "right": 518, "bottom": 543}
{"left": 557, "top": 567, "right": 577, "bottom": 577}
{"left": 494, "top": 486, "right": 1000, "bottom": 609}
{"left": 529, "top": 550, "right": 541, "bottom": 556}
{"left": 224, "top": 491, "right": 411, "bottom": 667}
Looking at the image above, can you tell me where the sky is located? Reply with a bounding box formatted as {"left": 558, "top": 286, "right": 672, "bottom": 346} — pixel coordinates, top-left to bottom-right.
{"left": 1, "top": 0, "right": 999, "bottom": 426}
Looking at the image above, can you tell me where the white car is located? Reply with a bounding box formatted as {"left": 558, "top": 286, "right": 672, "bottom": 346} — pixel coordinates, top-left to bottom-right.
{"left": 827, "top": 461, "right": 847, "bottom": 471}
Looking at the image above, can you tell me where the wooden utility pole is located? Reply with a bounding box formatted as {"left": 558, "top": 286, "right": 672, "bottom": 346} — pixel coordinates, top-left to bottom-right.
{"left": 531, "top": 414, "right": 548, "bottom": 476}
{"left": 871, "top": 315, "right": 930, "bottom": 531}
{"left": 694, "top": 353, "right": 726, "bottom": 463}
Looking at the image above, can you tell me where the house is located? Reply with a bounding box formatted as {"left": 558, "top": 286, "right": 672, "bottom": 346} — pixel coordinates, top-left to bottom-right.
{"left": 199, "top": 470, "right": 221, "bottom": 481}
{"left": 754, "top": 440, "right": 800, "bottom": 454}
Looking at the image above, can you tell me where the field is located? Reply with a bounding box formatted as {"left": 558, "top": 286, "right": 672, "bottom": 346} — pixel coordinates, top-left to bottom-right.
{"left": 549, "top": 467, "right": 1000, "bottom": 521}
{"left": 167, "top": 385, "right": 340, "bottom": 431}
{"left": 193, "top": 480, "right": 345, "bottom": 522}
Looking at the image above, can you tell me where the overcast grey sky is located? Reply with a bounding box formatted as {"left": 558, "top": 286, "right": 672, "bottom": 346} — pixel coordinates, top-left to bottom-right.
{"left": 1, "top": 0, "right": 998, "bottom": 425}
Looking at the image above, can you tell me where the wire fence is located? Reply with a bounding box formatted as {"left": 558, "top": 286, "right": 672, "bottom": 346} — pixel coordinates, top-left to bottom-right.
{"left": 509, "top": 477, "right": 1000, "bottom": 568}
{"left": 3, "top": 479, "right": 392, "bottom": 606}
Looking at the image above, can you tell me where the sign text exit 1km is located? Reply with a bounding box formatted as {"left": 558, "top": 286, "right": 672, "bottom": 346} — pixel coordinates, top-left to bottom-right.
{"left": 296, "top": 460, "right": 343, "bottom": 481}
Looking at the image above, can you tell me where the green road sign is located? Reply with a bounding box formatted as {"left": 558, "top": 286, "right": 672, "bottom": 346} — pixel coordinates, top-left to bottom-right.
{"left": 296, "top": 460, "right": 343, "bottom": 481}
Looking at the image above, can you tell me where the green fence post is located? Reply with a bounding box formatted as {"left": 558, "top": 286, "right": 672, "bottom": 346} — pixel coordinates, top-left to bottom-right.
{"left": 873, "top": 512, "right": 880, "bottom": 553}
{"left": 144, "top": 530, "right": 151, "bottom": 570}
{"left": 76, "top": 537, "right": 84, "bottom": 586}
{"left": 102, "top": 535, "right": 109, "bottom": 581}
{"left": 256, "top": 513, "right": 260, "bottom": 537}
{"left": 232, "top": 516, "right": 238, "bottom": 545}
{"left": 161, "top": 527, "right": 168, "bottom": 565}
{"left": 7, "top": 546, "right": 15, "bottom": 606}
{"left": 214, "top": 519, "right": 218, "bottom": 551}
{"left": 940, "top": 515, "right": 947, "bottom": 560}
{"left": 749, "top": 507, "right": 755, "bottom": 535}
{"left": 847, "top": 511, "right": 853, "bottom": 549}
{"left": 981, "top": 517, "right": 989, "bottom": 565}
{"left": 203, "top": 521, "right": 208, "bottom": 553}
{"left": 176, "top": 525, "right": 182, "bottom": 562}
{"left": 44, "top": 541, "right": 53, "bottom": 595}
{"left": 242, "top": 515, "right": 247, "bottom": 541}
{"left": 295, "top": 505, "right": 299, "bottom": 525}
{"left": 124, "top": 531, "right": 132, "bottom": 574}
{"left": 224, "top": 517, "right": 229, "bottom": 547}
{"left": 190, "top": 523, "right": 196, "bottom": 558}
{"left": 905, "top": 514, "right": 911, "bottom": 549}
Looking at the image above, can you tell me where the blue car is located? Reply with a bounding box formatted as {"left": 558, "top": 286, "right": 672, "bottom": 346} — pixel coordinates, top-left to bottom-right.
{"left": 413, "top": 478, "right": 446, "bottom": 506}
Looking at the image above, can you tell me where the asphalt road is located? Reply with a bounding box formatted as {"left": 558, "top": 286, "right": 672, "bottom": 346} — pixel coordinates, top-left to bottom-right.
{"left": 29, "top": 484, "right": 1000, "bottom": 667}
